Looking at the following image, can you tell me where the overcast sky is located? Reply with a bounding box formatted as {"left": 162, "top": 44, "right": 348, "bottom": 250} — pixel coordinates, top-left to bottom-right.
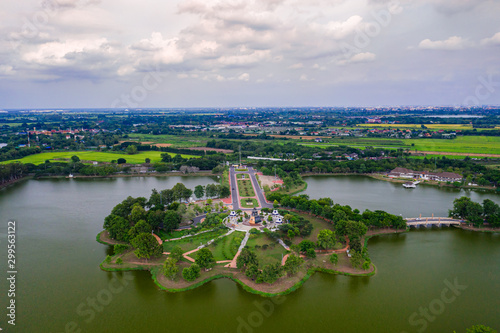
{"left": 1, "top": 0, "right": 499, "bottom": 108}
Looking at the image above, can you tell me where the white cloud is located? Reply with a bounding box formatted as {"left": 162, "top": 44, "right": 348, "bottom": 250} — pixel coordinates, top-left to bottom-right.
{"left": 131, "top": 32, "right": 185, "bottom": 66}
{"left": 481, "top": 32, "right": 500, "bottom": 46}
{"left": 22, "top": 38, "right": 112, "bottom": 66}
{"left": 322, "top": 15, "right": 364, "bottom": 39}
{"left": 238, "top": 73, "right": 250, "bottom": 81}
{"left": 337, "top": 52, "right": 376, "bottom": 65}
{"left": 218, "top": 50, "right": 271, "bottom": 67}
{"left": 418, "top": 36, "right": 471, "bottom": 50}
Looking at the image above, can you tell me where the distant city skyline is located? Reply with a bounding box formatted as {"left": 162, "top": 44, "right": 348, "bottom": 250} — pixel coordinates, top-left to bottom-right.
{"left": 1, "top": 0, "right": 499, "bottom": 108}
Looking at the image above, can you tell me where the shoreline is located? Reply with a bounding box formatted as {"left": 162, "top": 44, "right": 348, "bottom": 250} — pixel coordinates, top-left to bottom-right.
{"left": 97, "top": 228, "right": 377, "bottom": 297}
{"left": 97, "top": 223, "right": 497, "bottom": 296}
{"left": 0, "top": 176, "right": 31, "bottom": 190}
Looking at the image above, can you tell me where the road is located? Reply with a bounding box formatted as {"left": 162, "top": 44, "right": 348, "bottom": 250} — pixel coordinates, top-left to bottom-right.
{"left": 229, "top": 166, "right": 272, "bottom": 211}
{"left": 247, "top": 167, "right": 273, "bottom": 209}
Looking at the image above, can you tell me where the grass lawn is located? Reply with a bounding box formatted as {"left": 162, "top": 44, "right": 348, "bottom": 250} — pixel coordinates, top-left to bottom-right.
{"left": 162, "top": 229, "right": 227, "bottom": 253}
{"left": 240, "top": 198, "right": 259, "bottom": 208}
{"left": 126, "top": 133, "right": 208, "bottom": 148}
{"left": 404, "top": 136, "right": 500, "bottom": 155}
{"left": 237, "top": 179, "right": 256, "bottom": 197}
{"left": 235, "top": 168, "right": 248, "bottom": 171}
{"left": 300, "top": 136, "right": 500, "bottom": 155}
{"left": 156, "top": 229, "right": 189, "bottom": 241}
{"left": 236, "top": 174, "right": 248, "bottom": 179}
{"left": 245, "top": 233, "right": 288, "bottom": 268}
{"left": 0, "top": 150, "right": 199, "bottom": 165}
{"left": 207, "top": 231, "right": 246, "bottom": 261}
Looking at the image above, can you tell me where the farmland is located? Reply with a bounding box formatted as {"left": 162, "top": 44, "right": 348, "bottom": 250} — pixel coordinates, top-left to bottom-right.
{"left": 0, "top": 151, "right": 199, "bottom": 165}
{"left": 356, "top": 123, "right": 500, "bottom": 131}
{"left": 125, "top": 133, "right": 208, "bottom": 148}
{"left": 301, "top": 136, "right": 500, "bottom": 156}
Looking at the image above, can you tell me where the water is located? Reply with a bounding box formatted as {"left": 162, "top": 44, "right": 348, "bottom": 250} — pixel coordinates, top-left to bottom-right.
{"left": 0, "top": 176, "right": 499, "bottom": 333}
{"left": 303, "top": 175, "right": 500, "bottom": 217}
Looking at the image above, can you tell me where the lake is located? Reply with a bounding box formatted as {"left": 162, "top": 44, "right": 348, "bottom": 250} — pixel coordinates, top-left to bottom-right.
{"left": 0, "top": 175, "right": 499, "bottom": 333}
{"left": 303, "top": 175, "right": 500, "bottom": 217}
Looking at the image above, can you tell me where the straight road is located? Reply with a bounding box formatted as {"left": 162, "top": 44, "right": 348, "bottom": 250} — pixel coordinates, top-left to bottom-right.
{"left": 247, "top": 167, "right": 273, "bottom": 209}
{"left": 229, "top": 166, "right": 240, "bottom": 210}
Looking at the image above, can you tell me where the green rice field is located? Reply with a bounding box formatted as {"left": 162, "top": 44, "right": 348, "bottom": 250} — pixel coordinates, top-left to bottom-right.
{"left": 0, "top": 151, "right": 199, "bottom": 165}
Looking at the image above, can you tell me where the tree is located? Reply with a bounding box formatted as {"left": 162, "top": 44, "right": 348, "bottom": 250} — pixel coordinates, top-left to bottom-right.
{"left": 126, "top": 145, "right": 138, "bottom": 155}
{"left": 194, "top": 185, "right": 205, "bottom": 199}
{"left": 145, "top": 158, "right": 151, "bottom": 164}
{"left": 147, "top": 210, "right": 165, "bottom": 230}
{"left": 350, "top": 251, "right": 364, "bottom": 269}
{"left": 283, "top": 254, "right": 304, "bottom": 276}
{"left": 169, "top": 246, "right": 184, "bottom": 262}
{"left": 163, "top": 257, "right": 179, "bottom": 281}
{"left": 483, "top": 199, "right": 500, "bottom": 227}
{"left": 164, "top": 210, "right": 181, "bottom": 233}
{"left": 299, "top": 240, "right": 315, "bottom": 253}
{"left": 103, "top": 214, "right": 131, "bottom": 242}
{"left": 449, "top": 197, "right": 473, "bottom": 220}
{"left": 71, "top": 155, "right": 80, "bottom": 163}
{"left": 128, "top": 220, "right": 152, "bottom": 239}
{"left": 317, "top": 229, "right": 336, "bottom": 250}
{"left": 195, "top": 248, "right": 215, "bottom": 270}
{"left": 245, "top": 264, "right": 260, "bottom": 280}
{"left": 236, "top": 248, "right": 258, "bottom": 270}
{"left": 345, "top": 220, "right": 368, "bottom": 240}
{"left": 130, "top": 233, "right": 162, "bottom": 260}
{"left": 305, "top": 248, "right": 316, "bottom": 258}
{"left": 182, "top": 263, "right": 200, "bottom": 281}
{"left": 261, "top": 263, "right": 283, "bottom": 284}
{"left": 117, "top": 158, "right": 126, "bottom": 164}
{"left": 129, "top": 203, "right": 147, "bottom": 224}
{"left": 329, "top": 253, "right": 338, "bottom": 266}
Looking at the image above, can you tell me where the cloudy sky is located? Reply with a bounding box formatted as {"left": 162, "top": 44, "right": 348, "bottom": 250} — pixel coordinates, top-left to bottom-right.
{"left": 1, "top": 0, "right": 499, "bottom": 108}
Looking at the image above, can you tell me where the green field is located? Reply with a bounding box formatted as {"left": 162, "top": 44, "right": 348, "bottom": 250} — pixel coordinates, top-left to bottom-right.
{"left": 162, "top": 229, "right": 227, "bottom": 253}
{"left": 245, "top": 233, "right": 288, "bottom": 267}
{"left": 357, "top": 123, "right": 500, "bottom": 131}
{"left": 207, "top": 231, "right": 245, "bottom": 261}
{"left": 0, "top": 151, "right": 199, "bottom": 165}
{"left": 404, "top": 136, "right": 500, "bottom": 155}
{"left": 237, "top": 179, "right": 256, "bottom": 197}
{"left": 301, "top": 136, "right": 500, "bottom": 156}
{"left": 125, "top": 134, "right": 208, "bottom": 148}
{"left": 240, "top": 198, "right": 259, "bottom": 208}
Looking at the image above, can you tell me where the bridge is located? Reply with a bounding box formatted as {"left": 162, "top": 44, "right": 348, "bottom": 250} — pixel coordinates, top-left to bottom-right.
{"left": 405, "top": 217, "right": 463, "bottom": 227}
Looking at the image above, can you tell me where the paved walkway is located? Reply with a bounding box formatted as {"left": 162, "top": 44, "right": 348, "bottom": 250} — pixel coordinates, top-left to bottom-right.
{"left": 152, "top": 232, "right": 163, "bottom": 245}
{"left": 225, "top": 231, "right": 250, "bottom": 268}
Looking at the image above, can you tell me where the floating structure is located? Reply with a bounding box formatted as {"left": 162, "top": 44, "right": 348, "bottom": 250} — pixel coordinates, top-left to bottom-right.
{"left": 403, "top": 182, "right": 416, "bottom": 189}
